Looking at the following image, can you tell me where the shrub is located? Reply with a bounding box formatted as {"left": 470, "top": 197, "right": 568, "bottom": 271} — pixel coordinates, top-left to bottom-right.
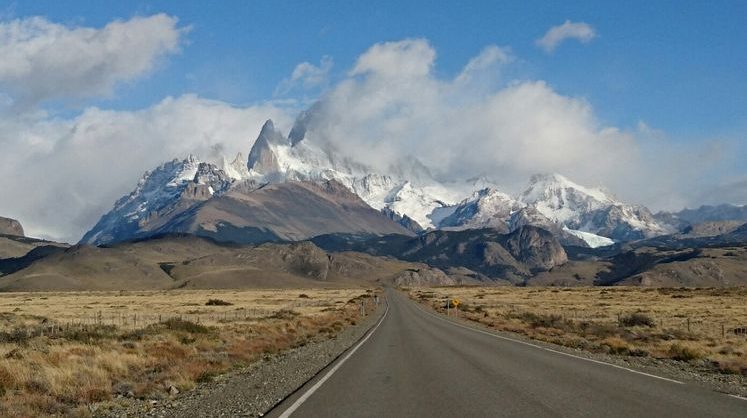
{"left": 667, "top": 343, "right": 705, "bottom": 361}
{"left": 602, "top": 337, "right": 631, "bottom": 355}
{"left": 61, "top": 324, "right": 118, "bottom": 342}
{"left": 271, "top": 309, "right": 299, "bottom": 320}
{"left": 525, "top": 313, "right": 567, "bottom": 330}
{"left": 619, "top": 312, "right": 655, "bottom": 328}
{"left": 715, "top": 359, "right": 747, "bottom": 376}
{"left": 298, "top": 294, "right": 311, "bottom": 299}
{"left": 206, "top": 299, "right": 233, "bottom": 306}
{"left": 160, "top": 318, "right": 210, "bottom": 334}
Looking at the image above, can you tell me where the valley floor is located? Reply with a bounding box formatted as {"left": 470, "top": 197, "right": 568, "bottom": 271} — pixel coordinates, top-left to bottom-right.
{"left": 0, "top": 288, "right": 379, "bottom": 417}
{"left": 2, "top": 286, "right": 745, "bottom": 417}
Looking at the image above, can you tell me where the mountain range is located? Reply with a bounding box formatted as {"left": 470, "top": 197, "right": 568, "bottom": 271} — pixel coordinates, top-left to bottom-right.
{"left": 83, "top": 107, "right": 733, "bottom": 249}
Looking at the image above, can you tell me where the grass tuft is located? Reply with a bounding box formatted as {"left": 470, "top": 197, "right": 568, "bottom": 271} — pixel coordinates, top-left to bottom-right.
{"left": 206, "top": 299, "right": 233, "bottom": 306}
{"left": 619, "top": 312, "right": 655, "bottom": 328}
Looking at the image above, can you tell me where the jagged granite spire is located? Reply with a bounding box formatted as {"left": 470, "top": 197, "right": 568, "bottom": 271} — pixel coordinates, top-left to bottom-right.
{"left": 247, "top": 119, "right": 288, "bottom": 175}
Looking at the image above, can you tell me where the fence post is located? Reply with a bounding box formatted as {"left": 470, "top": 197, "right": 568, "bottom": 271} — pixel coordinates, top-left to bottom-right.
{"left": 687, "top": 317, "right": 690, "bottom": 333}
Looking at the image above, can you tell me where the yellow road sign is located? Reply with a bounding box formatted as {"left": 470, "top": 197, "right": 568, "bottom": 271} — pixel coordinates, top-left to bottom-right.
{"left": 452, "top": 298, "right": 460, "bottom": 307}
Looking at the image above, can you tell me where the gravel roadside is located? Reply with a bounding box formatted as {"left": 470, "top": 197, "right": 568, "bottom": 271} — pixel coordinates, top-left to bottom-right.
{"left": 99, "top": 302, "right": 386, "bottom": 418}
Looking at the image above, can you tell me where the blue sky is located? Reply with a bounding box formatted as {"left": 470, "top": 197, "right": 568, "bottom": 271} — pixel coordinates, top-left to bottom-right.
{"left": 5, "top": 0, "right": 746, "bottom": 139}
{"left": 1, "top": 1, "right": 746, "bottom": 241}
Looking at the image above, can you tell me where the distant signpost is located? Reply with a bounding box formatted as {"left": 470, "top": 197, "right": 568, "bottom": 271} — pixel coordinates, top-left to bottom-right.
{"left": 447, "top": 298, "right": 460, "bottom": 316}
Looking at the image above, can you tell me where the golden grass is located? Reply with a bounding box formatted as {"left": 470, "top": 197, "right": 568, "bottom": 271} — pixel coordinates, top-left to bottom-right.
{"left": 0, "top": 288, "right": 378, "bottom": 417}
{"left": 0, "top": 288, "right": 369, "bottom": 329}
{"left": 409, "top": 286, "right": 747, "bottom": 376}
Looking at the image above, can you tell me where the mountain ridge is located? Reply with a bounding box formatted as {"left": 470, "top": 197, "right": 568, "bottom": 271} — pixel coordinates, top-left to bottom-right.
{"left": 81, "top": 108, "right": 746, "bottom": 249}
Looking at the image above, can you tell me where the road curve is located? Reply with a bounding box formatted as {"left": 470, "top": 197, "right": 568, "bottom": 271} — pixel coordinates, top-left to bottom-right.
{"left": 268, "top": 289, "right": 747, "bottom": 418}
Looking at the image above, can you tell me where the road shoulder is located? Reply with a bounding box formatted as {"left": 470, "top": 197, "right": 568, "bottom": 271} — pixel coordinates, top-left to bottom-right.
{"left": 406, "top": 291, "right": 747, "bottom": 399}
{"left": 102, "top": 303, "right": 386, "bottom": 418}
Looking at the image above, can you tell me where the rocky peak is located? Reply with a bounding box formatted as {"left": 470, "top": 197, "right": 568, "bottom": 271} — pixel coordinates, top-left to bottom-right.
{"left": 520, "top": 173, "right": 615, "bottom": 224}
{"left": 258, "top": 119, "right": 287, "bottom": 146}
{"left": 222, "top": 152, "right": 250, "bottom": 180}
{"left": 0, "top": 216, "right": 24, "bottom": 237}
{"left": 438, "top": 188, "right": 520, "bottom": 232}
{"left": 288, "top": 110, "right": 311, "bottom": 146}
{"left": 247, "top": 119, "right": 288, "bottom": 175}
{"left": 193, "top": 162, "right": 233, "bottom": 195}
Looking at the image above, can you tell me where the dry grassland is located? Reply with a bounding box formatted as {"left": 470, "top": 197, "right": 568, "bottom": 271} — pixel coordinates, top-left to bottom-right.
{"left": 0, "top": 288, "right": 378, "bottom": 417}
{"left": 410, "top": 287, "right": 747, "bottom": 377}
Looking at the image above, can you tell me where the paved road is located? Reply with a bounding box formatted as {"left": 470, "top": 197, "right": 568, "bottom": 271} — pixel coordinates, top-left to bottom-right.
{"left": 268, "top": 289, "right": 747, "bottom": 418}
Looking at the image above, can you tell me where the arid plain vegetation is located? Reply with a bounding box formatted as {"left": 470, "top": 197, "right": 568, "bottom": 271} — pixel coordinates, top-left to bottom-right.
{"left": 0, "top": 288, "right": 379, "bottom": 417}
{"left": 409, "top": 287, "right": 747, "bottom": 377}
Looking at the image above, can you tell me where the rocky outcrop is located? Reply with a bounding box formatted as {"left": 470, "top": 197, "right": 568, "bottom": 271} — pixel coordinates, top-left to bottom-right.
{"left": 193, "top": 162, "right": 233, "bottom": 194}
{"left": 0, "top": 217, "right": 24, "bottom": 237}
{"left": 392, "top": 267, "right": 455, "bottom": 287}
{"left": 274, "top": 241, "right": 330, "bottom": 280}
{"left": 502, "top": 225, "right": 568, "bottom": 271}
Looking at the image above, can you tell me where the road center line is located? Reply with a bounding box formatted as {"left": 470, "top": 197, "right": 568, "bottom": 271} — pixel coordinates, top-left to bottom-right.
{"left": 410, "top": 298, "right": 685, "bottom": 385}
{"left": 278, "top": 301, "right": 390, "bottom": 418}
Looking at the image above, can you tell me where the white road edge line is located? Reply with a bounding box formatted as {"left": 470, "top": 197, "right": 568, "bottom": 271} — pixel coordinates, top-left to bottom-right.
{"left": 412, "top": 299, "right": 685, "bottom": 385}
{"left": 278, "top": 301, "right": 390, "bottom": 418}
{"left": 729, "top": 394, "right": 747, "bottom": 401}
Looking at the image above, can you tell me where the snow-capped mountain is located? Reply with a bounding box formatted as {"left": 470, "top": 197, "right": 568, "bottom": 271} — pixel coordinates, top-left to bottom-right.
{"left": 82, "top": 108, "right": 674, "bottom": 248}
{"left": 519, "top": 173, "right": 670, "bottom": 242}
{"left": 519, "top": 173, "right": 615, "bottom": 225}
{"left": 433, "top": 173, "right": 671, "bottom": 247}
{"left": 239, "top": 117, "right": 462, "bottom": 230}
{"left": 438, "top": 188, "right": 522, "bottom": 232}
{"left": 81, "top": 156, "right": 232, "bottom": 245}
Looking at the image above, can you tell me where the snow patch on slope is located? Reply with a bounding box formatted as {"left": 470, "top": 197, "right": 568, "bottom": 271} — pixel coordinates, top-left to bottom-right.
{"left": 563, "top": 227, "right": 615, "bottom": 248}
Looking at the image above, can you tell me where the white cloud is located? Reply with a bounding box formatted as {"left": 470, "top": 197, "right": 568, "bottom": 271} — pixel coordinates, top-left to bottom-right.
{"left": 455, "top": 45, "right": 513, "bottom": 84}
{"left": 303, "top": 39, "right": 719, "bottom": 209}
{"left": 0, "top": 95, "right": 291, "bottom": 242}
{"left": 536, "top": 20, "right": 596, "bottom": 53}
{"left": 0, "top": 34, "right": 736, "bottom": 243}
{"left": 350, "top": 38, "right": 435, "bottom": 79}
{"left": 0, "top": 14, "right": 185, "bottom": 105}
{"left": 275, "top": 56, "right": 333, "bottom": 96}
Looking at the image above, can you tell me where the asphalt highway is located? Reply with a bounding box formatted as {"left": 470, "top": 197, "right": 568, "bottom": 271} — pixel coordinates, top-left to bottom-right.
{"left": 268, "top": 289, "right": 747, "bottom": 417}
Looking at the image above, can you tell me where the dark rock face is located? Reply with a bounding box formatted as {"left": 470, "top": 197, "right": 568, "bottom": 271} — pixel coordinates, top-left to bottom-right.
{"left": 87, "top": 179, "right": 414, "bottom": 246}
{"left": 502, "top": 226, "right": 568, "bottom": 271}
{"left": 312, "top": 226, "right": 568, "bottom": 282}
{"left": 247, "top": 120, "right": 287, "bottom": 175}
{"left": 382, "top": 208, "right": 424, "bottom": 234}
{"left": 193, "top": 163, "right": 233, "bottom": 194}
{"left": 0, "top": 217, "right": 24, "bottom": 237}
{"left": 674, "top": 204, "right": 747, "bottom": 224}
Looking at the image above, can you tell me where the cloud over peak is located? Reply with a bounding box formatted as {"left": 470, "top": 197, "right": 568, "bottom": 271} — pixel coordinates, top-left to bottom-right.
{"left": 536, "top": 20, "right": 596, "bottom": 53}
